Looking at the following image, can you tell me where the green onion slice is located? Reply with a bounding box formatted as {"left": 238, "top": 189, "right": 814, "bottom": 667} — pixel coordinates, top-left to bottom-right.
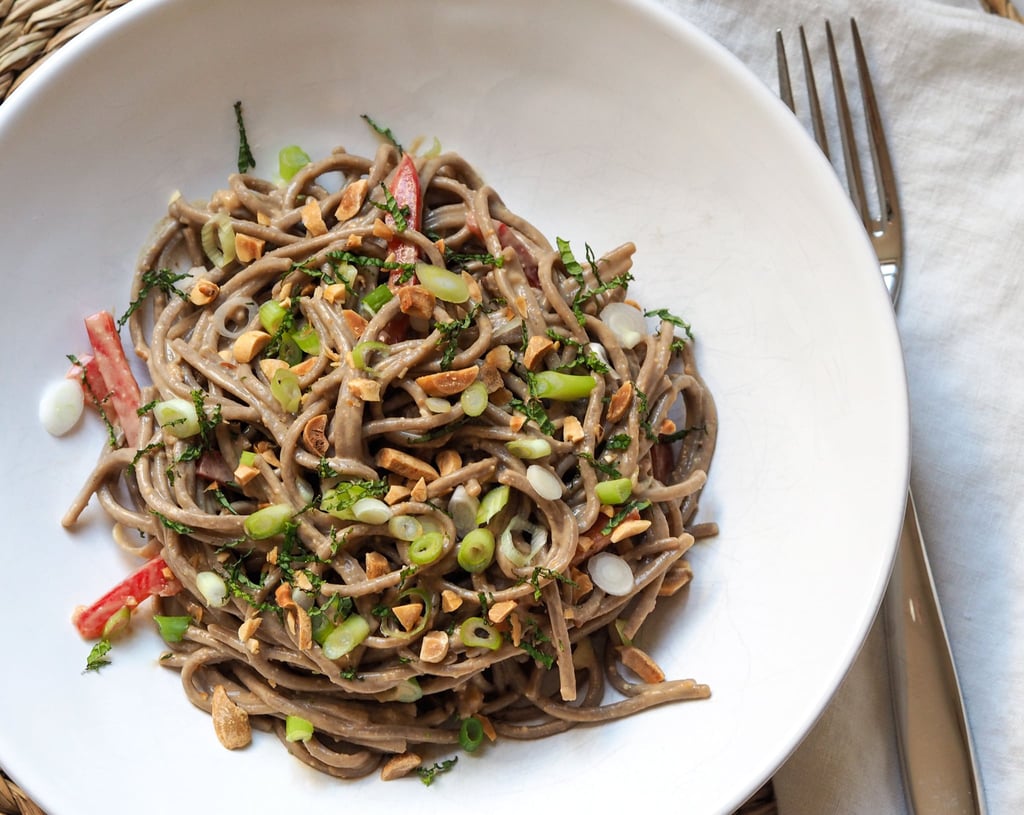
{"left": 457, "top": 527, "right": 495, "bottom": 573}
{"left": 414, "top": 262, "right": 470, "bottom": 303}
{"left": 244, "top": 502, "right": 293, "bottom": 539}
{"left": 279, "top": 145, "right": 312, "bottom": 182}
{"left": 594, "top": 477, "right": 633, "bottom": 506}
{"left": 380, "top": 587, "right": 433, "bottom": 639}
{"left": 201, "top": 212, "right": 236, "bottom": 268}
{"left": 322, "top": 613, "right": 370, "bottom": 660}
{"left": 475, "top": 484, "right": 510, "bottom": 526}
{"left": 292, "top": 324, "right": 321, "bottom": 355}
{"left": 362, "top": 284, "right": 394, "bottom": 315}
{"left": 258, "top": 299, "right": 288, "bottom": 335}
{"left": 408, "top": 531, "right": 445, "bottom": 566}
{"left": 154, "top": 615, "right": 191, "bottom": 643}
{"left": 532, "top": 370, "right": 597, "bottom": 401}
{"left": 459, "top": 380, "right": 489, "bottom": 417}
{"left": 101, "top": 605, "right": 132, "bottom": 639}
{"left": 459, "top": 717, "right": 485, "bottom": 753}
{"left": 153, "top": 398, "right": 201, "bottom": 439}
{"left": 351, "top": 340, "right": 390, "bottom": 371}
{"left": 505, "top": 437, "right": 552, "bottom": 459}
{"left": 270, "top": 367, "right": 302, "bottom": 413}
{"left": 285, "top": 714, "right": 315, "bottom": 742}
{"left": 459, "top": 617, "right": 503, "bottom": 651}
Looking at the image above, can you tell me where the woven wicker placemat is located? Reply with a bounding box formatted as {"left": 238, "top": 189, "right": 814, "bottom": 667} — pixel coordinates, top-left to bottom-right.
{"left": 0, "top": 0, "right": 1013, "bottom": 813}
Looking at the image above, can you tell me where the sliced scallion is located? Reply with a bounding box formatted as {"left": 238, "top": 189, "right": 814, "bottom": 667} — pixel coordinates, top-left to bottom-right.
{"left": 595, "top": 477, "right": 633, "bottom": 506}
{"left": 459, "top": 717, "right": 485, "bottom": 753}
{"left": 457, "top": 528, "right": 495, "bottom": 573}
{"left": 270, "top": 367, "right": 301, "bottom": 413}
{"left": 388, "top": 514, "right": 423, "bottom": 542}
{"left": 244, "top": 503, "right": 293, "bottom": 539}
{"left": 351, "top": 497, "right": 393, "bottom": 525}
{"left": 408, "top": 531, "right": 445, "bottom": 566}
{"left": 258, "top": 299, "right": 288, "bottom": 335}
{"left": 201, "top": 212, "right": 236, "bottom": 268}
{"left": 459, "top": 617, "right": 503, "bottom": 650}
{"left": 505, "top": 437, "right": 552, "bottom": 459}
{"left": 475, "top": 484, "right": 510, "bottom": 526}
{"left": 153, "top": 615, "right": 191, "bottom": 643}
{"left": 414, "top": 262, "right": 470, "bottom": 303}
{"left": 362, "top": 284, "right": 394, "bottom": 315}
{"left": 278, "top": 145, "right": 312, "bottom": 182}
{"left": 459, "top": 380, "right": 489, "bottom": 417}
{"left": 196, "top": 570, "right": 229, "bottom": 607}
{"left": 153, "top": 397, "right": 201, "bottom": 439}
{"left": 532, "top": 370, "right": 597, "bottom": 401}
{"left": 351, "top": 340, "right": 390, "bottom": 371}
{"left": 292, "top": 324, "right": 321, "bottom": 355}
{"left": 448, "top": 485, "right": 479, "bottom": 536}
{"left": 322, "top": 614, "right": 370, "bottom": 659}
{"left": 101, "top": 605, "right": 132, "bottom": 639}
{"left": 285, "top": 714, "right": 314, "bottom": 742}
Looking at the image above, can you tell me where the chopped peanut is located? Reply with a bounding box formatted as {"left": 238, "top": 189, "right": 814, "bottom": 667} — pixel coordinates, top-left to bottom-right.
{"left": 658, "top": 560, "right": 693, "bottom": 596}
{"left": 619, "top": 645, "right": 666, "bottom": 684}
{"left": 189, "top": 279, "right": 220, "bottom": 305}
{"left": 340, "top": 309, "right": 367, "bottom": 338}
{"left": 392, "top": 602, "right": 424, "bottom": 632}
{"left": 523, "top": 335, "right": 556, "bottom": 370}
{"left": 335, "top": 178, "right": 369, "bottom": 221}
{"left": 232, "top": 330, "right": 272, "bottom": 364}
{"left": 211, "top": 685, "right": 251, "bottom": 750}
{"left": 609, "top": 517, "right": 652, "bottom": 543}
{"left": 485, "top": 344, "right": 515, "bottom": 372}
{"left": 384, "top": 484, "right": 412, "bottom": 505}
{"left": 487, "top": 599, "right": 518, "bottom": 625}
{"left": 365, "top": 551, "right": 389, "bottom": 580}
{"left": 562, "top": 415, "right": 585, "bottom": 444}
{"left": 234, "top": 232, "right": 266, "bottom": 263}
{"left": 419, "top": 630, "right": 450, "bottom": 664}
{"left": 606, "top": 381, "right": 634, "bottom": 424}
{"left": 380, "top": 752, "right": 421, "bottom": 782}
{"left": 345, "top": 233, "right": 363, "bottom": 249}
{"left": 397, "top": 285, "right": 436, "bottom": 320}
{"left": 322, "top": 283, "right": 348, "bottom": 304}
{"left": 409, "top": 477, "right": 428, "bottom": 503}
{"left": 291, "top": 357, "right": 318, "bottom": 377}
{"left": 302, "top": 414, "right": 329, "bottom": 456}
{"left": 462, "top": 270, "right": 482, "bottom": 302}
{"left": 349, "top": 377, "right": 382, "bottom": 402}
{"left": 414, "top": 366, "right": 479, "bottom": 397}
{"left": 508, "top": 414, "right": 527, "bottom": 433}
{"left": 659, "top": 418, "right": 677, "bottom": 435}
{"left": 238, "top": 617, "right": 262, "bottom": 642}
{"left": 477, "top": 362, "right": 504, "bottom": 394}
{"left": 259, "top": 358, "right": 290, "bottom": 380}
{"left": 232, "top": 464, "right": 260, "bottom": 486}
{"left": 435, "top": 449, "right": 462, "bottom": 477}
{"left": 441, "top": 589, "right": 463, "bottom": 612}
{"left": 372, "top": 217, "right": 394, "bottom": 241}
{"left": 376, "top": 448, "right": 439, "bottom": 482}
{"left": 274, "top": 583, "right": 296, "bottom": 609}
{"left": 509, "top": 612, "right": 524, "bottom": 646}
{"left": 300, "top": 198, "right": 328, "bottom": 237}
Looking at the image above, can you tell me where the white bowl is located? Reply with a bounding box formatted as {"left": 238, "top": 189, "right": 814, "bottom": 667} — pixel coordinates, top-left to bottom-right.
{"left": 0, "top": 1, "right": 908, "bottom": 813}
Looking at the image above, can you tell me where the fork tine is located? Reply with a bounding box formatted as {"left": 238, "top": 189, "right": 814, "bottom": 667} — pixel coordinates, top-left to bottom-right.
{"left": 775, "top": 30, "right": 795, "bottom": 112}
{"left": 851, "top": 18, "right": 901, "bottom": 238}
{"left": 798, "top": 27, "right": 830, "bottom": 159}
{"left": 826, "top": 20, "right": 870, "bottom": 226}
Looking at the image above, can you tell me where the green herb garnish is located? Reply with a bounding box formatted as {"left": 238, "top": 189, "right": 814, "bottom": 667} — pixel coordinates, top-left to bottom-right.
{"left": 361, "top": 113, "right": 404, "bottom": 155}
{"left": 417, "top": 757, "right": 458, "bottom": 786}
{"left": 84, "top": 639, "right": 113, "bottom": 672}
{"left": 233, "top": 100, "right": 256, "bottom": 173}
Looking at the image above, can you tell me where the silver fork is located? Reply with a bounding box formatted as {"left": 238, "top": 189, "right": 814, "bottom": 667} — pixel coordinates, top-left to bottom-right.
{"left": 776, "top": 21, "right": 986, "bottom": 815}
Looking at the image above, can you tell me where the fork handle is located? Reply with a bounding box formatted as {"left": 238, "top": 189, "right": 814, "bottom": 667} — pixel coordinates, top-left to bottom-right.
{"left": 884, "top": 490, "right": 987, "bottom": 814}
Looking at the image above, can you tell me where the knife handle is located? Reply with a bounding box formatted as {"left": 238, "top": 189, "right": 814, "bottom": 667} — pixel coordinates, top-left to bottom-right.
{"left": 884, "top": 491, "right": 986, "bottom": 814}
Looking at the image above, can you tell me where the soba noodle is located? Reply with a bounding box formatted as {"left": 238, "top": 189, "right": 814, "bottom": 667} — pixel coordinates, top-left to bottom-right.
{"left": 64, "top": 133, "right": 717, "bottom": 781}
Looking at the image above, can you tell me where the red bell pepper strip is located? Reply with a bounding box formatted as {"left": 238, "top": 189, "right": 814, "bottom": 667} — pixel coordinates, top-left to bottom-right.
{"left": 72, "top": 555, "right": 182, "bottom": 639}
{"left": 66, "top": 353, "right": 116, "bottom": 424}
{"left": 386, "top": 152, "right": 422, "bottom": 273}
{"left": 84, "top": 310, "right": 142, "bottom": 447}
{"left": 380, "top": 153, "right": 422, "bottom": 343}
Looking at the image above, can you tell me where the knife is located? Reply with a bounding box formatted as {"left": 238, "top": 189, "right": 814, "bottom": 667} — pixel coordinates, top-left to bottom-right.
{"left": 885, "top": 492, "right": 987, "bottom": 813}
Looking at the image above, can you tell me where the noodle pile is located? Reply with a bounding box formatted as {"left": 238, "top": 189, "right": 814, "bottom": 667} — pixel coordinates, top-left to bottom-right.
{"left": 64, "top": 135, "right": 717, "bottom": 780}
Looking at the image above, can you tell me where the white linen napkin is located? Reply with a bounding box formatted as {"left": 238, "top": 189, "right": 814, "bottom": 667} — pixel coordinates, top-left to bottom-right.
{"left": 653, "top": 1, "right": 1024, "bottom": 812}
